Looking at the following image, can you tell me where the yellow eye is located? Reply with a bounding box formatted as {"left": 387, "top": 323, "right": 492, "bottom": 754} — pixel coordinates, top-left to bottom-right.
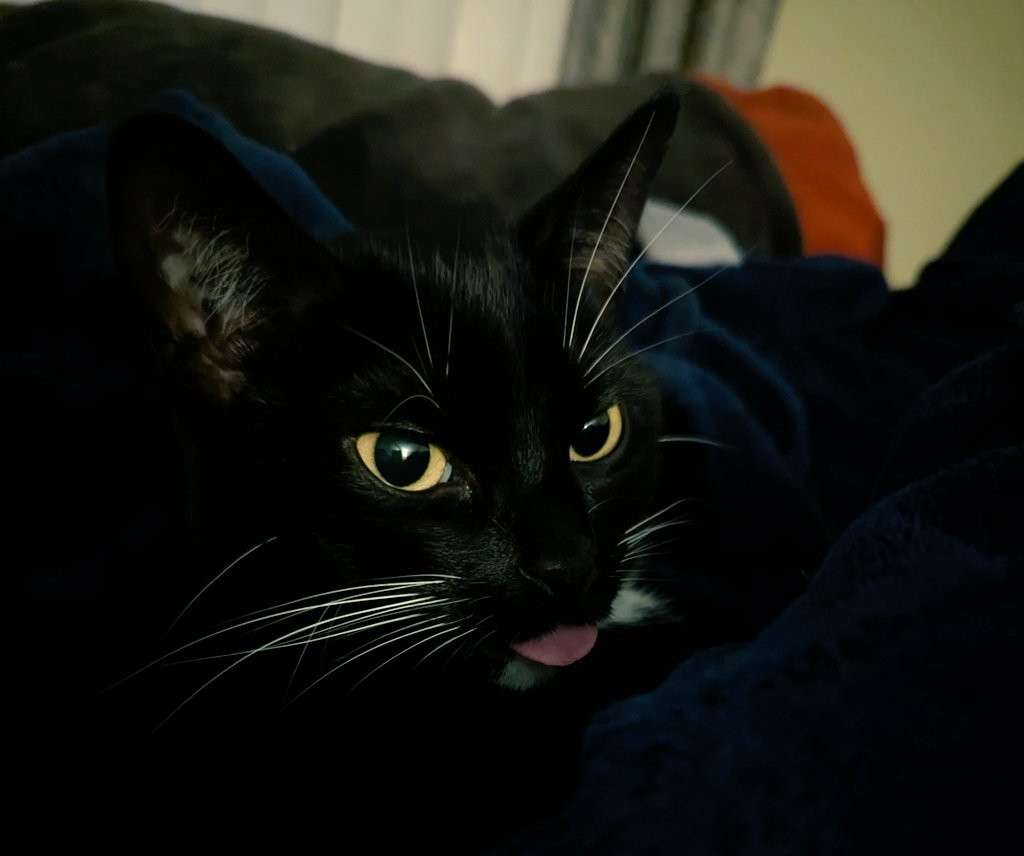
{"left": 356, "top": 432, "right": 452, "bottom": 492}
{"left": 569, "top": 404, "right": 623, "bottom": 462}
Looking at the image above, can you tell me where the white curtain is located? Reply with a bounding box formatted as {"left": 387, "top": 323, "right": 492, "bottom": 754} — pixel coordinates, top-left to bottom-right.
{"left": 171, "top": 0, "right": 572, "bottom": 103}
{"left": 8, "top": 0, "right": 776, "bottom": 96}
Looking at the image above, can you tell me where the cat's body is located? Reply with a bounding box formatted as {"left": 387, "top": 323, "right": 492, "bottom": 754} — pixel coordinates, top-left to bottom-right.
{"left": 13, "top": 91, "right": 716, "bottom": 847}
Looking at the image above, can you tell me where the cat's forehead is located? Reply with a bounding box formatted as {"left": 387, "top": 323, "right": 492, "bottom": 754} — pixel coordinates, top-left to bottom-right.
{"left": 353, "top": 234, "right": 534, "bottom": 320}
{"left": 318, "top": 232, "right": 628, "bottom": 421}
{"left": 331, "top": 235, "right": 568, "bottom": 361}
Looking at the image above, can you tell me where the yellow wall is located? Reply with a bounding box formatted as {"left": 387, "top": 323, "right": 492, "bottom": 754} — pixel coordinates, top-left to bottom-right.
{"left": 760, "top": 0, "right": 1024, "bottom": 285}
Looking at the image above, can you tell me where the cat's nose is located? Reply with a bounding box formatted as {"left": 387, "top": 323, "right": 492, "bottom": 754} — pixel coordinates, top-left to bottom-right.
{"left": 515, "top": 492, "right": 598, "bottom": 596}
{"left": 520, "top": 546, "right": 598, "bottom": 597}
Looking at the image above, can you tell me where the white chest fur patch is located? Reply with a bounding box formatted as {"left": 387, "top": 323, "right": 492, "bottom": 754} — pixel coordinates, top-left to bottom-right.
{"left": 599, "top": 583, "right": 670, "bottom": 628}
{"left": 497, "top": 656, "right": 558, "bottom": 692}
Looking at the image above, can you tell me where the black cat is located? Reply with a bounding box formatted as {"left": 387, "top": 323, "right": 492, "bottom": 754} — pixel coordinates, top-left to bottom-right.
{"left": 13, "top": 91, "right": 706, "bottom": 849}
{"left": 109, "top": 90, "right": 680, "bottom": 690}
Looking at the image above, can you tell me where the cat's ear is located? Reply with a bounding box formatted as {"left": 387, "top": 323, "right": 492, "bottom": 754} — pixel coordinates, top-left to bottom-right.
{"left": 107, "top": 114, "right": 337, "bottom": 403}
{"left": 518, "top": 88, "right": 679, "bottom": 313}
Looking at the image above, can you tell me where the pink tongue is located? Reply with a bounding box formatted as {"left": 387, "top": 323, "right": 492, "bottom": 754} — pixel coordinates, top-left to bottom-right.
{"left": 511, "top": 625, "right": 598, "bottom": 667}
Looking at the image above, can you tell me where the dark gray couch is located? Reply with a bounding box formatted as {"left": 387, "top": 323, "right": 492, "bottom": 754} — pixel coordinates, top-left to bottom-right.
{"left": 0, "top": 0, "right": 801, "bottom": 253}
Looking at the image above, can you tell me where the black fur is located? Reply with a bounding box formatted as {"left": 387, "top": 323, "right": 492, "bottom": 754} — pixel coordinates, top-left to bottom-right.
{"left": 22, "top": 91, "right": 685, "bottom": 849}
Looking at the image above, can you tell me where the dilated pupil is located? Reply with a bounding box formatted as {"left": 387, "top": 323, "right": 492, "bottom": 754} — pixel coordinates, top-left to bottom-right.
{"left": 374, "top": 434, "right": 430, "bottom": 486}
{"left": 573, "top": 412, "right": 610, "bottom": 457}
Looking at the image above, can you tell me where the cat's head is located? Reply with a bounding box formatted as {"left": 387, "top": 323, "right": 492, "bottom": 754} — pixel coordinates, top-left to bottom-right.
{"left": 107, "top": 91, "right": 678, "bottom": 701}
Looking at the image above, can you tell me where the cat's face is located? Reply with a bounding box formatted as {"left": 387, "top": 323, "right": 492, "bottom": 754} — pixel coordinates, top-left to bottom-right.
{"left": 107, "top": 92, "right": 679, "bottom": 706}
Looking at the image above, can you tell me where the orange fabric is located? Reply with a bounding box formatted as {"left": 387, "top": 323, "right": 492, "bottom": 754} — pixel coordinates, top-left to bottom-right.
{"left": 698, "top": 74, "right": 885, "bottom": 267}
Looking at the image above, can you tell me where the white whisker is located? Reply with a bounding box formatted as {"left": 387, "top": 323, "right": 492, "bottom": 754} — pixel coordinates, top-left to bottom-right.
{"left": 588, "top": 495, "right": 619, "bottom": 516}
{"left": 349, "top": 622, "right": 464, "bottom": 691}
{"left": 273, "top": 608, "right": 433, "bottom": 651}
{"left": 584, "top": 328, "right": 717, "bottom": 385}
{"left": 123, "top": 594, "right": 442, "bottom": 685}
{"left": 406, "top": 226, "right": 433, "bottom": 369}
{"left": 160, "top": 606, "right": 459, "bottom": 729}
{"left": 619, "top": 548, "right": 674, "bottom": 565}
{"left": 411, "top": 621, "right": 484, "bottom": 672}
{"left": 659, "top": 435, "right": 726, "bottom": 449}
{"left": 285, "top": 602, "right": 332, "bottom": 696}
{"left": 467, "top": 628, "right": 497, "bottom": 658}
{"left": 624, "top": 499, "right": 689, "bottom": 535}
{"left": 564, "top": 218, "right": 578, "bottom": 349}
{"left": 363, "top": 573, "right": 463, "bottom": 585}
{"left": 582, "top": 265, "right": 730, "bottom": 379}
{"left": 447, "top": 228, "right": 459, "bottom": 378}
{"left": 169, "top": 536, "right": 277, "bottom": 630}
{"left": 343, "top": 326, "right": 434, "bottom": 398}
{"left": 238, "top": 590, "right": 441, "bottom": 629}
{"left": 247, "top": 595, "right": 452, "bottom": 642}
{"left": 149, "top": 611, "right": 410, "bottom": 733}
{"left": 382, "top": 392, "right": 441, "bottom": 423}
{"left": 235, "top": 578, "right": 453, "bottom": 621}
{"left": 294, "top": 597, "right": 473, "bottom": 647}
{"left": 292, "top": 618, "right": 458, "bottom": 702}
{"left": 576, "top": 160, "right": 733, "bottom": 363}
{"left": 620, "top": 519, "right": 688, "bottom": 547}
{"left": 623, "top": 531, "right": 687, "bottom": 559}
{"left": 410, "top": 336, "right": 428, "bottom": 381}
{"left": 174, "top": 608, "right": 434, "bottom": 664}
{"left": 568, "top": 110, "right": 656, "bottom": 352}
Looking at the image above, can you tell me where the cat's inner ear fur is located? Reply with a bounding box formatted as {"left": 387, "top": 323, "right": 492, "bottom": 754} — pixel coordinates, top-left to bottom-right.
{"left": 142, "top": 217, "right": 266, "bottom": 401}
{"left": 519, "top": 89, "right": 680, "bottom": 314}
{"left": 107, "top": 114, "right": 335, "bottom": 403}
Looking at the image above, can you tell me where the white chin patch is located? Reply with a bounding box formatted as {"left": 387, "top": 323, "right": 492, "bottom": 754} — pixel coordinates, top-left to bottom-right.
{"left": 497, "top": 656, "right": 559, "bottom": 692}
{"left": 599, "top": 582, "right": 670, "bottom": 629}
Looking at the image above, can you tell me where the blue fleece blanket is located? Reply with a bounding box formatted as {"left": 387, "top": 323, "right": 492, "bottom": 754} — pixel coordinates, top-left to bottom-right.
{"left": 3, "top": 93, "right": 1022, "bottom": 851}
